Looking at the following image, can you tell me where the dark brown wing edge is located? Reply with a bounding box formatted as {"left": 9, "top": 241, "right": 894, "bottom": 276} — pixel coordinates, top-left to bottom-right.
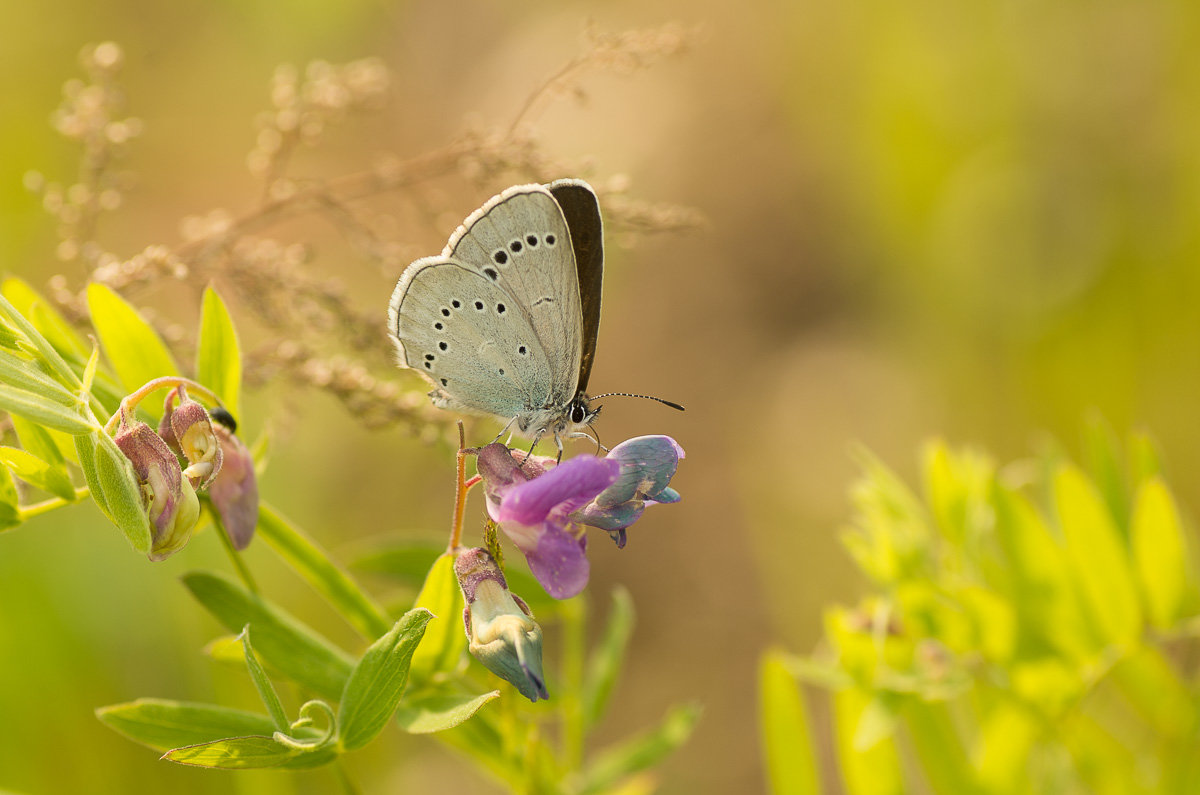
{"left": 547, "top": 180, "right": 604, "bottom": 394}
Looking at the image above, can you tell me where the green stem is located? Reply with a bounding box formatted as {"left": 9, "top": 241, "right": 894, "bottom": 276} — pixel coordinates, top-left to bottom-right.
{"left": 103, "top": 376, "right": 224, "bottom": 433}
{"left": 560, "top": 594, "right": 587, "bottom": 772}
{"left": 15, "top": 487, "right": 91, "bottom": 522}
{"left": 333, "top": 759, "right": 360, "bottom": 795}
{"left": 211, "top": 505, "right": 259, "bottom": 594}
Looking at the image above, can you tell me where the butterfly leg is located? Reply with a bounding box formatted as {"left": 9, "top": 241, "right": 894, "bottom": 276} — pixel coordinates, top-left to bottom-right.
{"left": 553, "top": 433, "right": 565, "bottom": 464}
{"left": 491, "top": 415, "right": 519, "bottom": 444}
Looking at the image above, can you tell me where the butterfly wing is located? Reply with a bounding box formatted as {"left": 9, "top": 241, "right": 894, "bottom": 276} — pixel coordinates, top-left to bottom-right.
{"left": 547, "top": 179, "right": 603, "bottom": 395}
{"left": 444, "top": 184, "right": 583, "bottom": 408}
{"left": 389, "top": 256, "right": 556, "bottom": 419}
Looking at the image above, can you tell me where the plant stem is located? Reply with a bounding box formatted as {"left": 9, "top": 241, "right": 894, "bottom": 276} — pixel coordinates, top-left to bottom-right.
{"left": 15, "top": 487, "right": 91, "bottom": 523}
{"left": 212, "top": 505, "right": 258, "bottom": 594}
{"left": 449, "top": 421, "right": 480, "bottom": 552}
{"left": 333, "top": 759, "right": 360, "bottom": 795}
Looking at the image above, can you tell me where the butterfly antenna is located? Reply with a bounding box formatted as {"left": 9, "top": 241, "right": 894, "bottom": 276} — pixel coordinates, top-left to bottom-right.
{"left": 591, "top": 392, "right": 685, "bottom": 411}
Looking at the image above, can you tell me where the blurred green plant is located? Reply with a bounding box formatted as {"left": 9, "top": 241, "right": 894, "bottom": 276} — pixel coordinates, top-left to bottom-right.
{"left": 761, "top": 423, "right": 1200, "bottom": 794}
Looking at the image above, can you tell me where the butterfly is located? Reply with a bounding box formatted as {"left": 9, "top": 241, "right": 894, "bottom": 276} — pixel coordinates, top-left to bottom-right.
{"left": 388, "top": 180, "right": 613, "bottom": 455}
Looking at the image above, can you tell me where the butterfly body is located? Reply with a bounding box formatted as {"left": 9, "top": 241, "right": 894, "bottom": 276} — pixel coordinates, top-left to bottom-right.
{"left": 388, "top": 180, "right": 604, "bottom": 450}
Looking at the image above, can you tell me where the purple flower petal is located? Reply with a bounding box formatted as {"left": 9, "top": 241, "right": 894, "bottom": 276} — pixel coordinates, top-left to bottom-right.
{"left": 525, "top": 525, "right": 590, "bottom": 599}
{"left": 494, "top": 455, "right": 618, "bottom": 526}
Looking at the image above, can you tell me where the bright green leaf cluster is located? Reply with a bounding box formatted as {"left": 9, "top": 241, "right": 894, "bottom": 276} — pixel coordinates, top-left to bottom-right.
{"left": 762, "top": 424, "right": 1200, "bottom": 795}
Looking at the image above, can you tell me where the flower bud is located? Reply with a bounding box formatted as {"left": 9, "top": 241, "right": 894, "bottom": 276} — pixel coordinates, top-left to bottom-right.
{"left": 160, "top": 386, "right": 222, "bottom": 489}
{"left": 114, "top": 419, "right": 201, "bottom": 561}
{"left": 455, "top": 547, "right": 548, "bottom": 702}
{"left": 207, "top": 407, "right": 258, "bottom": 550}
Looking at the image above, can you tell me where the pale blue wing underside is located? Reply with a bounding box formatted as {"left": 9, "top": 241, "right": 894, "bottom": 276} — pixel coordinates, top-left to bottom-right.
{"left": 389, "top": 256, "right": 555, "bottom": 418}
{"left": 444, "top": 184, "right": 583, "bottom": 408}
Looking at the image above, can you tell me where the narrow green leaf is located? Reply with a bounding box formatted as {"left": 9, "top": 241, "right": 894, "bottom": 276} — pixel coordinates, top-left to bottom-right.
{"left": 92, "top": 432, "right": 152, "bottom": 553}
{"left": 74, "top": 433, "right": 107, "bottom": 516}
{"left": 0, "top": 349, "right": 80, "bottom": 405}
{"left": 1, "top": 277, "right": 90, "bottom": 361}
{"left": 582, "top": 586, "right": 635, "bottom": 728}
{"left": 337, "top": 608, "right": 434, "bottom": 750}
{"left": 0, "top": 446, "right": 76, "bottom": 501}
{"left": 833, "top": 688, "right": 903, "bottom": 795}
{"left": 759, "top": 651, "right": 820, "bottom": 795}
{"left": 407, "top": 552, "right": 467, "bottom": 684}
{"left": 975, "top": 703, "right": 1039, "bottom": 793}
{"left": 1055, "top": 464, "right": 1143, "bottom": 646}
{"left": 86, "top": 283, "right": 179, "bottom": 409}
{"left": 1131, "top": 478, "right": 1190, "bottom": 629}
{"left": 181, "top": 571, "right": 355, "bottom": 700}
{"left": 579, "top": 703, "right": 701, "bottom": 795}
{"left": 164, "top": 735, "right": 337, "bottom": 769}
{"left": 0, "top": 461, "right": 20, "bottom": 530}
{"left": 11, "top": 414, "right": 70, "bottom": 469}
{"left": 1081, "top": 413, "right": 1130, "bottom": 536}
{"left": 395, "top": 688, "right": 500, "bottom": 734}
{"left": 903, "top": 700, "right": 981, "bottom": 795}
{"left": 992, "top": 486, "right": 1096, "bottom": 659}
{"left": 1110, "top": 645, "right": 1195, "bottom": 740}
{"left": 0, "top": 381, "right": 93, "bottom": 435}
{"left": 1128, "top": 432, "right": 1164, "bottom": 490}
{"left": 196, "top": 286, "right": 242, "bottom": 417}
{"left": 240, "top": 626, "right": 289, "bottom": 732}
{"left": 0, "top": 289, "right": 80, "bottom": 388}
{"left": 97, "top": 698, "right": 293, "bottom": 750}
{"left": 256, "top": 503, "right": 393, "bottom": 640}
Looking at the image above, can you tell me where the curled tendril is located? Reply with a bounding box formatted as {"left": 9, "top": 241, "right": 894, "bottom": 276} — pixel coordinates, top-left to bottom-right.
{"left": 273, "top": 699, "right": 336, "bottom": 749}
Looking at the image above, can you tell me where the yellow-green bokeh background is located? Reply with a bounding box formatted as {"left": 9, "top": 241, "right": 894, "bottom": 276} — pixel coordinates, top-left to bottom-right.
{"left": 4, "top": 1, "right": 1200, "bottom": 792}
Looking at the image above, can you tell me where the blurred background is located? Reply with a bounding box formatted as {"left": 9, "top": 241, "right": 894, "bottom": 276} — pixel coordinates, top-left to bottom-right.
{"left": 3, "top": 0, "right": 1200, "bottom": 792}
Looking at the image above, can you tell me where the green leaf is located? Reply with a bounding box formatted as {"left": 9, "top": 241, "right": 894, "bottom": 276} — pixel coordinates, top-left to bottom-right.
{"left": 256, "top": 503, "right": 393, "bottom": 640}
{"left": 1081, "top": 413, "right": 1130, "bottom": 537}
{"left": 582, "top": 586, "right": 635, "bottom": 729}
{"left": 992, "top": 486, "right": 1095, "bottom": 660}
{"left": 337, "top": 608, "right": 433, "bottom": 750}
{"left": 394, "top": 687, "right": 500, "bottom": 734}
{"left": 0, "top": 446, "right": 75, "bottom": 501}
{"left": 181, "top": 571, "right": 355, "bottom": 700}
{"left": 196, "top": 286, "right": 241, "bottom": 417}
{"left": 833, "top": 688, "right": 903, "bottom": 795}
{"left": 86, "top": 283, "right": 179, "bottom": 414}
{"left": 902, "top": 700, "right": 981, "bottom": 795}
{"left": 163, "top": 735, "right": 337, "bottom": 769}
{"left": 1131, "top": 478, "right": 1191, "bottom": 630}
{"left": 239, "top": 626, "right": 289, "bottom": 732}
{"left": 1055, "top": 464, "right": 1143, "bottom": 646}
{"left": 579, "top": 703, "right": 701, "bottom": 795}
{"left": 0, "top": 349, "right": 80, "bottom": 405}
{"left": 0, "top": 289, "right": 80, "bottom": 388}
{"left": 73, "top": 432, "right": 151, "bottom": 553}
{"left": 1128, "top": 431, "right": 1164, "bottom": 490}
{"left": 0, "top": 381, "right": 92, "bottom": 435}
{"left": 407, "top": 551, "right": 467, "bottom": 684}
{"left": 97, "top": 698, "right": 305, "bottom": 751}
{"left": 975, "top": 703, "right": 1039, "bottom": 793}
{"left": 1, "top": 277, "right": 90, "bottom": 362}
{"left": 759, "top": 651, "right": 820, "bottom": 795}
{"left": 0, "top": 461, "right": 19, "bottom": 531}
{"left": 11, "top": 413, "right": 73, "bottom": 469}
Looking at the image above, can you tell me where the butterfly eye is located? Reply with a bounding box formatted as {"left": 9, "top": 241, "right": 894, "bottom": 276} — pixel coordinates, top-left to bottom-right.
{"left": 570, "top": 403, "right": 587, "bottom": 424}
